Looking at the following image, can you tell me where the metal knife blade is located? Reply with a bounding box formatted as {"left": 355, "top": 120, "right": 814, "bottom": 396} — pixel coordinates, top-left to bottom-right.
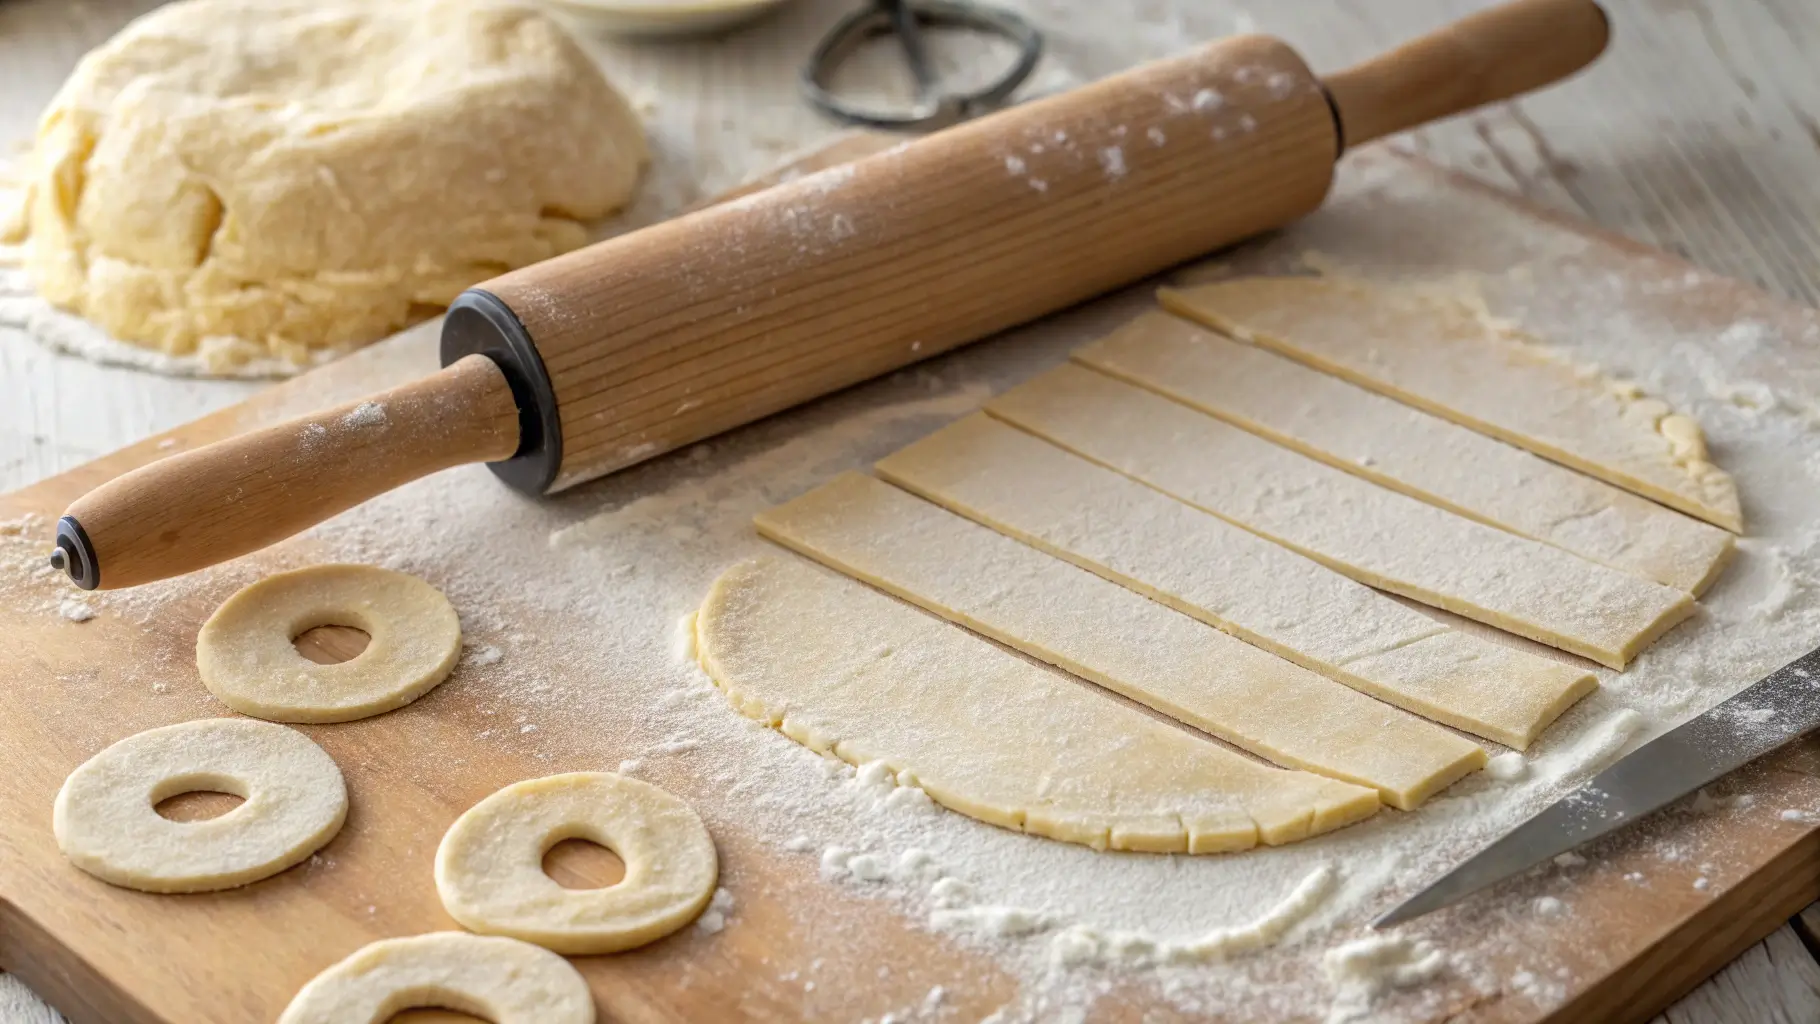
{"left": 1375, "top": 641, "right": 1820, "bottom": 929}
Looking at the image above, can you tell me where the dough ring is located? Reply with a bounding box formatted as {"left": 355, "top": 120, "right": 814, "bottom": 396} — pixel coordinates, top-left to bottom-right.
{"left": 435, "top": 772, "right": 718, "bottom": 954}
{"left": 197, "top": 564, "right": 462, "bottom": 723}
{"left": 52, "top": 718, "right": 347, "bottom": 893}
{"left": 277, "top": 932, "right": 594, "bottom": 1024}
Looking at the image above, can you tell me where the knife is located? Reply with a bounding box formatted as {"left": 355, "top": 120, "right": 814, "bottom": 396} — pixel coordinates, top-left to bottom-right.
{"left": 1375, "top": 641, "right": 1820, "bottom": 928}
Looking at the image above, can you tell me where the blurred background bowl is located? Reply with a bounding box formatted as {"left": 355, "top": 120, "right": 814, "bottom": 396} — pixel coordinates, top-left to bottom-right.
{"left": 540, "top": 0, "right": 797, "bottom": 37}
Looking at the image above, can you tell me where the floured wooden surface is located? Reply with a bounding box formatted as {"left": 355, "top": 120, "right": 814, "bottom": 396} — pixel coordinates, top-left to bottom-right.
{"left": 4, "top": 149, "right": 1820, "bottom": 1023}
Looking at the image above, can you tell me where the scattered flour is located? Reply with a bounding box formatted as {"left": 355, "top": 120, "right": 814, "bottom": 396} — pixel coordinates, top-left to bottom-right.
{"left": 339, "top": 401, "right": 387, "bottom": 429}
{"left": 671, "top": 611, "right": 698, "bottom": 664}
{"left": 17, "top": 152, "right": 1820, "bottom": 1022}
{"left": 1485, "top": 751, "right": 1527, "bottom": 781}
{"left": 696, "top": 887, "right": 735, "bottom": 934}
{"left": 1322, "top": 933, "right": 1446, "bottom": 1023}
{"left": 57, "top": 596, "right": 95, "bottom": 622}
{"left": 1045, "top": 865, "right": 1335, "bottom": 968}
{"left": 1191, "top": 88, "right": 1224, "bottom": 112}
{"left": 1097, "top": 146, "right": 1126, "bottom": 180}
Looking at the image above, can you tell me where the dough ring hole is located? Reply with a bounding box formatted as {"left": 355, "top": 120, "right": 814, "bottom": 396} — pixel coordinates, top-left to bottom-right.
{"left": 383, "top": 1004, "right": 492, "bottom": 1024}
{"left": 151, "top": 772, "right": 249, "bottom": 823}
{"left": 542, "top": 835, "right": 627, "bottom": 891}
{"left": 293, "top": 624, "right": 373, "bottom": 665}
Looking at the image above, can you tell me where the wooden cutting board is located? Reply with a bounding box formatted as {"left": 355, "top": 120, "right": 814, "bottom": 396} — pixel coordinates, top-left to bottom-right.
{"left": 2, "top": 147, "right": 1819, "bottom": 1024}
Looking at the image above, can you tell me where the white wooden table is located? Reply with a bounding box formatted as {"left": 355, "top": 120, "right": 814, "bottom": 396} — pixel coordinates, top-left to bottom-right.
{"left": 4, "top": 0, "right": 1820, "bottom": 1020}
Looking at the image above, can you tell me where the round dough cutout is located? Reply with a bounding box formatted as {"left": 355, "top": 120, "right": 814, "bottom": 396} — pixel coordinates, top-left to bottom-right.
{"left": 197, "top": 564, "right": 462, "bottom": 723}
{"left": 277, "top": 932, "right": 594, "bottom": 1024}
{"left": 53, "top": 718, "right": 347, "bottom": 893}
{"left": 436, "top": 772, "right": 718, "bottom": 954}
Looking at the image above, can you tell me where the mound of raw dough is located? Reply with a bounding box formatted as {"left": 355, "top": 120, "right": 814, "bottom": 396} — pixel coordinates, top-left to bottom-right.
{"left": 5, "top": 0, "right": 646, "bottom": 370}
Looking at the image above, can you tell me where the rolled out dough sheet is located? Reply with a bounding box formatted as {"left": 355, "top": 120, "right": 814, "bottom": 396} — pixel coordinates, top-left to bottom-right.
{"left": 986, "top": 364, "right": 1694, "bottom": 670}
{"left": 695, "top": 556, "right": 1380, "bottom": 851}
{"left": 1159, "top": 277, "right": 1744, "bottom": 533}
{"left": 875, "top": 413, "right": 1596, "bottom": 750}
{"left": 1076, "top": 311, "right": 1734, "bottom": 595}
{"left": 756, "top": 472, "right": 1484, "bottom": 808}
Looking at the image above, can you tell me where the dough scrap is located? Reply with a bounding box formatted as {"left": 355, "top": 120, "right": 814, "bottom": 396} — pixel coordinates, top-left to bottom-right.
{"left": 52, "top": 718, "right": 346, "bottom": 893}
{"left": 435, "top": 772, "right": 718, "bottom": 955}
{"left": 197, "top": 564, "right": 462, "bottom": 723}
{"left": 696, "top": 557, "right": 1380, "bottom": 851}
{"left": 757, "top": 474, "right": 1483, "bottom": 808}
{"left": 6, "top": 0, "right": 646, "bottom": 370}
{"left": 987, "top": 364, "right": 1693, "bottom": 670}
{"left": 877, "top": 414, "right": 1595, "bottom": 749}
{"left": 1077, "top": 311, "right": 1735, "bottom": 595}
{"left": 277, "top": 932, "right": 594, "bottom": 1024}
{"left": 1159, "top": 277, "right": 1743, "bottom": 533}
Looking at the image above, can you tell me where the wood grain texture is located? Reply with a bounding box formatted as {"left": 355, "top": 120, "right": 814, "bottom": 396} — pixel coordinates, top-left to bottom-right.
{"left": 5, "top": 0, "right": 1820, "bottom": 1022}
{"left": 63, "top": 355, "right": 519, "bottom": 590}
{"left": 491, "top": 34, "right": 1338, "bottom": 491}
{"left": 0, "top": 145, "right": 1814, "bottom": 1024}
{"left": 1323, "top": 0, "right": 1609, "bottom": 148}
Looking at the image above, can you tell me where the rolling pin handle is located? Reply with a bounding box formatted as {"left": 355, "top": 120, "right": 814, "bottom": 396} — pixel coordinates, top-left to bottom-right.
{"left": 1321, "top": 0, "right": 1610, "bottom": 151}
{"left": 53, "top": 354, "right": 523, "bottom": 591}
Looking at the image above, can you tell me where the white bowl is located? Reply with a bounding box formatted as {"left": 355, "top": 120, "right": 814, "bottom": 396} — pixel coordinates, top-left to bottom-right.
{"left": 542, "top": 0, "right": 796, "bottom": 37}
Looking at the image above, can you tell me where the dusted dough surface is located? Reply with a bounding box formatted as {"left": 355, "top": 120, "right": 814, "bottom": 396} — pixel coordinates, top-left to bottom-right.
{"left": 988, "top": 365, "right": 1694, "bottom": 670}
{"left": 758, "top": 473, "right": 1483, "bottom": 808}
{"left": 5, "top": 0, "right": 646, "bottom": 370}
{"left": 197, "top": 564, "right": 462, "bottom": 723}
{"left": 695, "top": 557, "right": 1381, "bottom": 851}
{"left": 436, "top": 772, "right": 718, "bottom": 955}
{"left": 1160, "top": 277, "right": 1743, "bottom": 533}
{"left": 877, "top": 414, "right": 1595, "bottom": 750}
{"left": 277, "top": 932, "right": 594, "bottom": 1024}
{"left": 1078, "top": 311, "right": 1735, "bottom": 595}
{"left": 52, "top": 718, "right": 346, "bottom": 893}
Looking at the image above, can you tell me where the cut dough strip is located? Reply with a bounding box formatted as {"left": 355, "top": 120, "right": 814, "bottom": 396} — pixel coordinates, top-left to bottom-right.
{"left": 696, "top": 557, "right": 1380, "bottom": 851}
{"left": 986, "top": 364, "right": 1694, "bottom": 670}
{"left": 1159, "top": 276, "right": 1743, "bottom": 533}
{"left": 757, "top": 473, "right": 1484, "bottom": 808}
{"left": 876, "top": 413, "right": 1595, "bottom": 749}
{"left": 1077, "top": 311, "right": 1734, "bottom": 595}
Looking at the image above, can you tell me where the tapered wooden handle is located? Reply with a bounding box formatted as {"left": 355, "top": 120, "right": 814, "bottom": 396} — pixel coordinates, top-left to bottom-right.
{"left": 1322, "top": 0, "right": 1609, "bottom": 150}
{"left": 57, "top": 355, "right": 519, "bottom": 590}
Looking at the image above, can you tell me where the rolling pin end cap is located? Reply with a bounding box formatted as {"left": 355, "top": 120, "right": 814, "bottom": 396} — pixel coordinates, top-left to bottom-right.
{"left": 440, "top": 289, "right": 562, "bottom": 496}
{"left": 53, "top": 515, "right": 100, "bottom": 590}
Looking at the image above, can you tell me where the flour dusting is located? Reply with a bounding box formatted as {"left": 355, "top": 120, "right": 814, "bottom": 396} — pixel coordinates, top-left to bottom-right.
{"left": 11, "top": 153, "right": 1820, "bottom": 1021}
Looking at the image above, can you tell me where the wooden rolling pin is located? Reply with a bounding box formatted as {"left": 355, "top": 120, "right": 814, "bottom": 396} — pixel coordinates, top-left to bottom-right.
{"left": 49, "top": 0, "right": 1610, "bottom": 590}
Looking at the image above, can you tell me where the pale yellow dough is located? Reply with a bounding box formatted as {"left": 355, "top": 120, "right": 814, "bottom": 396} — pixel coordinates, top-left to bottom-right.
{"left": 7, "top": 0, "right": 646, "bottom": 369}
{"left": 759, "top": 473, "right": 1482, "bottom": 807}
{"left": 52, "top": 718, "right": 346, "bottom": 893}
{"left": 1159, "top": 277, "right": 1743, "bottom": 533}
{"left": 1078, "top": 311, "right": 1735, "bottom": 595}
{"left": 197, "top": 564, "right": 462, "bottom": 723}
{"left": 877, "top": 414, "right": 1595, "bottom": 749}
{"left": 987, "top": 365, "right": 1693, "bottom": 670}
{"left": 696, "top": 557, "right": 1380, "bottom": 851}
{"left": 435, "top": 772, "right": 718, "bottom": 955}
{"left": 278, "top": 932, "right": 594, "bottom": 1024}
